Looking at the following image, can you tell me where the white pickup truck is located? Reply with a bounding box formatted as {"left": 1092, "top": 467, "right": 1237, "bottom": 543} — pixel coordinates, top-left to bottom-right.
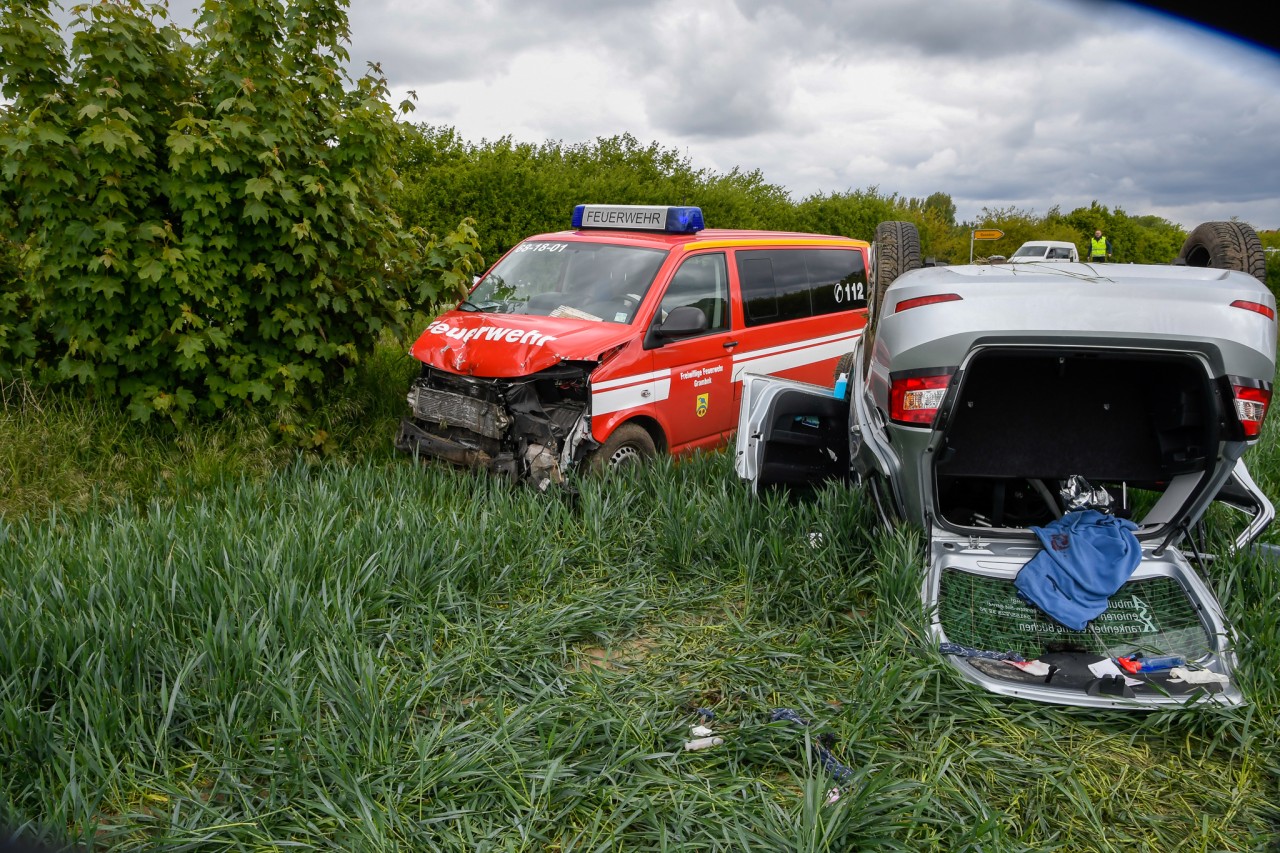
{"left": 1007, "top": 240, "right": 1080, "bottom": 263}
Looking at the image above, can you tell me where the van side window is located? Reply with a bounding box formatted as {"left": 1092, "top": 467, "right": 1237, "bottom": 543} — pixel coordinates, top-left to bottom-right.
{"left": 739, "top": 256, "right": 779, "bottom": 323}
{"left": 738, "top": 248, "right": 866, "bottom": 327}
{"left": 807, "top": 249, "right": 867, "bottom": 315}
{"left": 659, "top": 253, "right": 730, "bottom": 334}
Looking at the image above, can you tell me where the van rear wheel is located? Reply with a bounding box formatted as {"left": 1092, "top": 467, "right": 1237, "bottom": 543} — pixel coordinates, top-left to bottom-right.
{"left": 589, "top": 423, "right": 657, "bottom": 473}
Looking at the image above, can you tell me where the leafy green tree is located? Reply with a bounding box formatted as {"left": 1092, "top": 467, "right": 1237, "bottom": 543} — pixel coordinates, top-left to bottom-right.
{"left": 0, "top": 228, "right": 31, "bottom": 373}
{"left": 792, "top": 188, "right": 901, "bottom": 243}
{"left": 679, "top": 166, "right": 794, "bottom": 231}
{"left": 1117, "top": 213, "right": 1185, "bottom": 265}
{"left": 923, "top": 191, "right": 957, "bottom": 227}
{"left": 0, "top": 0, "right": 481, "bottom": 427}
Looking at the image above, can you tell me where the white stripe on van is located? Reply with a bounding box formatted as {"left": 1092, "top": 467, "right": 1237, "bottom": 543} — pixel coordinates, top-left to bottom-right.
{"left": 730, "top": 331, "right": 862, "bottom": 381}
{"left": 592, "top": 368, "right": 672, "bottom": 391}
{"left": 731, "top": 328, "right": 863, "bottom": 363}
{"left": 592, "top": 377, "right": 672, "bottom": 416}
{"left": 588, "top": 329, "right": 861, "bottom": 417}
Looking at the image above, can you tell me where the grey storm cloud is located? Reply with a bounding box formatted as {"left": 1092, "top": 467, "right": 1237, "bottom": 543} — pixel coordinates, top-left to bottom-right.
{"left": 730, "top": 0, "right": 1098, "bottom": 59}
{"left": 36, "top": 0, "right": 1280, "bottom": 227}
{"left": 345, "top": 0, "right": 663, "bottom": 86}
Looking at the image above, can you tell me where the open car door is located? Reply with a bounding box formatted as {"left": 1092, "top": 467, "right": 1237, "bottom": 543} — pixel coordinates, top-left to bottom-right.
{"left": 1213, "top": 457, "right": 1276, "bottom": 552}
{"left": 736, "top": 337, "right": 905, "bottom": 506}
{"left": 734, "top": 373, "right": 850, "bottom": 492}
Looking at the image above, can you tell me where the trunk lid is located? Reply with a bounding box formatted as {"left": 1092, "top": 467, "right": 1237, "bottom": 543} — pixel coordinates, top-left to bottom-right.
{"left": 925, "top": 518, "right": 1244, "bottom": 709}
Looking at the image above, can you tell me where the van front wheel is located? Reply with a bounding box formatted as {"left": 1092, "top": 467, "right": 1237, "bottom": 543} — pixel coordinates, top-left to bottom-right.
{"left": 588, "top": 424, "right": 657, "bottom": 473}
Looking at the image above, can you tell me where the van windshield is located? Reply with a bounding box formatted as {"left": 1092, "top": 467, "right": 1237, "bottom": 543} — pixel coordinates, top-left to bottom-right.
{"left": 1012, "top": 245, "right": 1049, "bottom": 258}
{"left": 465, "top": 241, "right": 667, "bottom": 324}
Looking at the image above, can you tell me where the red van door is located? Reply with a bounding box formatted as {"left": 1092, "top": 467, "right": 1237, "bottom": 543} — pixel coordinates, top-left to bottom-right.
{"left": 645, "top": 252, "right": 738, "bottom": 451}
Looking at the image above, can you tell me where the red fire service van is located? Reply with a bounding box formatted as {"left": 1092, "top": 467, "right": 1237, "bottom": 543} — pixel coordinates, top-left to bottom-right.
{"left": 396, "top": 204, "right": 871, "bottom": 488}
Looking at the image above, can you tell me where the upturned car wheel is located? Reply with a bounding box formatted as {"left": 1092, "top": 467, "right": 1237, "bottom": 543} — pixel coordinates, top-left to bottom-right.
{"left": 1177, "top": 221, "right": 1266, "bottom": 283}
{"left": 589, "top": 423, "right": 657, "bottom": 473}
{"left": 833, "top": 351, "right": 856, "bottom": 402}
{"left": 864, "top": 221, "right": 922, "bottom": 370}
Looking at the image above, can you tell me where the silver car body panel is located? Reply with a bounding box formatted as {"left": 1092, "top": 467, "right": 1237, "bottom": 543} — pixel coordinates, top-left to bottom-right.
{"left": 869, "top": 263, "right": 1274, "bottom": 396}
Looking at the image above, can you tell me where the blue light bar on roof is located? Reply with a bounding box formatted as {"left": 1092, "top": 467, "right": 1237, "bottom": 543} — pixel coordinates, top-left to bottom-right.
{"left": 572, "top": 204, "right": 705, "bottom": 234}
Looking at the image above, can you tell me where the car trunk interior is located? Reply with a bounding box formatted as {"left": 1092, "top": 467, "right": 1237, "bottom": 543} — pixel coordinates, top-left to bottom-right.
{"left": 925, "top": 347, "right": 1237, "bottom": 705}
{"left": 932, "top": 348, "right": 1219, "bottom": 530}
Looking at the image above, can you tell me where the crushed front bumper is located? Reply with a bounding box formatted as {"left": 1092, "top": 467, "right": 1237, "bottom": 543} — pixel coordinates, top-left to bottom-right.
{"left": 395, "top": 364, "right": 595, "bottom": 488}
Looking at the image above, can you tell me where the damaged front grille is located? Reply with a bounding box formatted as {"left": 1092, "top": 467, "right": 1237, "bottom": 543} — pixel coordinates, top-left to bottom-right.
{"left": 399, "top": 362, "right": 596, "bottom": 486}
{"left": 409, "top": 386, "right": 510, "bottom": 440}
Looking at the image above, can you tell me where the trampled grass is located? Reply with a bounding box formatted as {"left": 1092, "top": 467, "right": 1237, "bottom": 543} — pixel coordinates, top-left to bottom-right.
{"left": 2, "top": 361, "right": 1280, "bottom": 850}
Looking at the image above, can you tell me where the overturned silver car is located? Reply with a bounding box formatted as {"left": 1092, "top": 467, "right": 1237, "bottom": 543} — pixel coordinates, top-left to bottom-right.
{"left": 737, "top": 220, "right": 1276, "bottom": 710}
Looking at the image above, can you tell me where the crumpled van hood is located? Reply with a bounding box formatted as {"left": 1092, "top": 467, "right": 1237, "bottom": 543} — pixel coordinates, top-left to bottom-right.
{"left": 408, "top": 311, "right": 637, "bottom": 377}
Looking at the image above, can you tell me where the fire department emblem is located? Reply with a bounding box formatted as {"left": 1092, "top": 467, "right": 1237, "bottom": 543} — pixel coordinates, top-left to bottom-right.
{"left": 695, "top": 393, "right": 709, "bottom": 418}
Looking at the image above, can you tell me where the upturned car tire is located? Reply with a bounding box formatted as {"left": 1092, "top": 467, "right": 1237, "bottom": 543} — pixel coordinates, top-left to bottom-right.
{"left": 834, "top": 348, "right": 855, "bottom": 384}
{"left": 865, "top": 221, "right": 922, "bottom": 369}
{"left": 1177, "top": 221, "right": 1266, "bottom": 283}
{"left": 589, "top": 423, "right": 657, "bottom": 473}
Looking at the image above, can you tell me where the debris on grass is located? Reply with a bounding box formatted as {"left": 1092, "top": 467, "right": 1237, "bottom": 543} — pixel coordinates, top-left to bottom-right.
{"left": 684, "top": 735, "right": 725, "bottom": 751}
{"left": 769, "top": 707, "right": 855, "bottom": 785}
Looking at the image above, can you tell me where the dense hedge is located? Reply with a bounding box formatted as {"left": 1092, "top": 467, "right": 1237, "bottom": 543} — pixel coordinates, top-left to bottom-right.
{"left": 390, "top": 128, "right": 798, "bottom": 261}
{"left": 390, "top": 123, "right": 1223, "bottom": 276}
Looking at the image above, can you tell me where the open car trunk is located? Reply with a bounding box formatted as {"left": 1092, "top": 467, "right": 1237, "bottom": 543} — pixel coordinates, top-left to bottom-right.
{"left": 925, "top": 346, "right": 1250, "bottom": 709}
{"left": 737, "top": 340, "right": 1272, "bottom": 709}
{"left": 932, "top": 347, "right": 1224, "bottom": 530}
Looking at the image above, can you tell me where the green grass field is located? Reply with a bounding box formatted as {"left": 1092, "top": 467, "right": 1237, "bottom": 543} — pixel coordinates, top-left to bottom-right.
{"left": 3, "top": 359, "right": 1280, "bottom": 851}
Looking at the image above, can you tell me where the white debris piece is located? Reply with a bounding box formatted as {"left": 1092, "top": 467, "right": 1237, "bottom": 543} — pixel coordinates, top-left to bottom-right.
{"left": 683, "top": 736, "right": 724, "bottom": 751}
{"left": 1167, "top": 667, "right": 1229, "bottom": 686}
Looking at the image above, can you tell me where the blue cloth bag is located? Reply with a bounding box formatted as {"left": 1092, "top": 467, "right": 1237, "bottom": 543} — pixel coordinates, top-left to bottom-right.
{"left": 1013, "top": 509, "right": 1142, "bottom": 631}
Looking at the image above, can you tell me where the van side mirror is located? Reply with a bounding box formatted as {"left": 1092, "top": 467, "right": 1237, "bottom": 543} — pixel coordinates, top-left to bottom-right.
{"left": 646, "top": 305, "right": 709, "bottom": 347}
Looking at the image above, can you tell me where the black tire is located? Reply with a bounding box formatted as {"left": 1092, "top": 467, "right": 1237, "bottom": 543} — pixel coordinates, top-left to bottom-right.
{"left": 833, "top": 351, "right": 856, "bottom": 400}
{"left": 1177, "top": 221, "right": 1266, "bottom": 283}
{"left": 865, "top": 221, "right": 922, "bottom": 370}
{"left": 588, "top": 423, "right": 657, "bottom": 473}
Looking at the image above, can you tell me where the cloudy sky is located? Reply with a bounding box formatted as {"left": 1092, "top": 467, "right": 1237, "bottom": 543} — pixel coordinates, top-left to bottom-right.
{"left": 56, "top": 0, "right": 1280, "bottom": 230}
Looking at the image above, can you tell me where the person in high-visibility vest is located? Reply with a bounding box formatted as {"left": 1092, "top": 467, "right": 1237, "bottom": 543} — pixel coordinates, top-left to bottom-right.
{"left": 1089, "top": 229, "right": 1111, "bottom": 263}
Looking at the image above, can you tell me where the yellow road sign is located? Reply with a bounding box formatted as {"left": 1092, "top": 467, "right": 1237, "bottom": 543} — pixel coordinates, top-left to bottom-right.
{"left": 972, "top": 229, "right": 1004, "bottom": 240}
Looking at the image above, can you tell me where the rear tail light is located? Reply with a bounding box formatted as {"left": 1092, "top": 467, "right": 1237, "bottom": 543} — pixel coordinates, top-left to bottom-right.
{"left": 894, "top": 293, "right": 963, "bottom": 314}
{"left": 1230, "top": 300, "right": 1276, "bottom": 320}
{"left": 890, "top": 370, "right": 954, "bottom": 425}
{"left": 1232, "top": 382, "right": 1272, "bottom": 438}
